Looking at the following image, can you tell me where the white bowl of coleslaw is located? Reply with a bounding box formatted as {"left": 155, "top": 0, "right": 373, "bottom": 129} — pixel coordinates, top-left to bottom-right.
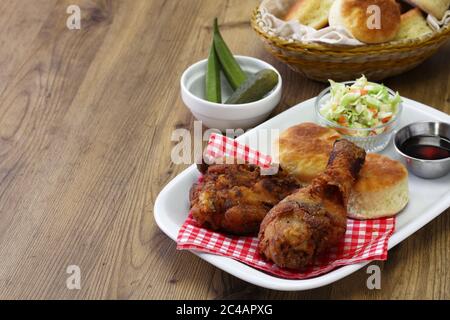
{"left": 315, "top": 76, "right": 403, "bottom": 152}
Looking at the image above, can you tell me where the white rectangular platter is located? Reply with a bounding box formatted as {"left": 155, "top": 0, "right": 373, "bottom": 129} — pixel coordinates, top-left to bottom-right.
{"left": 154, "top": 97, "right": 450, "bottom": 291}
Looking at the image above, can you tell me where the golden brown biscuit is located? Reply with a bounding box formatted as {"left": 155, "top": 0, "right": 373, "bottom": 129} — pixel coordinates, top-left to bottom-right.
{"left": 407, "top": 0, "right": 450, "bottom": 20}
{"left": 278, "top": 123, "right": 341, "bottom": 185}
{"left": 395, "top": 8, "right": 433, "bottom": 40}
{"left": 284, "top": 0, "right": 335, "bottom": 30}
{"left": 329, "top": 0, "right": 401, "bottom": 43}
{"left": 347, "top": 153, "right": 409, "bottom": 219}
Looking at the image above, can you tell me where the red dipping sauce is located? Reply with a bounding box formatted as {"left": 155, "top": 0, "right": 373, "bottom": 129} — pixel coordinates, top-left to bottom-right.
{"left": 400, "top": 136, "right": 450, "bottom": 160}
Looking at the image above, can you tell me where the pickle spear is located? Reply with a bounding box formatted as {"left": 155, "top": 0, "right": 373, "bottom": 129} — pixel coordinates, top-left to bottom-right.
{"left": 225, "top": 69, "right": 278, "bottom": 104}
{"left": 213, "top": 18, "right": 247, "bottom": 90}
{"left": 205, "top": 39, "right": 221, "bottom": 103}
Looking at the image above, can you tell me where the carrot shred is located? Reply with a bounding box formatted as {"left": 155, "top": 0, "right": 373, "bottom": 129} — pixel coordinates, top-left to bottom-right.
{"left": 382, "top": 116, "right": 391, "bottom": 123}
{"left": 351, "top": 89, "right": 368, "bottom": 95}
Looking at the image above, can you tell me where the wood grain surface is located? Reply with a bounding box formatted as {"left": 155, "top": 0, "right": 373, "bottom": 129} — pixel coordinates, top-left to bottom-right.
{"left": 0, "top": 0, "right": 448, "bottom": 300}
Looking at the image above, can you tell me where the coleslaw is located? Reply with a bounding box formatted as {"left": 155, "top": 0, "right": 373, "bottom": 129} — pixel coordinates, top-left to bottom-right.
{"left": 319, "top": 76, "right": 402, "bottom": 137}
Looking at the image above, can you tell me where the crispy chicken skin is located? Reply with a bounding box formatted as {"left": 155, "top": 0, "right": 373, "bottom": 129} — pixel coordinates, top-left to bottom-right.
{"left": 258, "top": 140, "right": 366, "bottom": 269}
{"left": 190, "top": 162, "right": 300, "bottom": 235}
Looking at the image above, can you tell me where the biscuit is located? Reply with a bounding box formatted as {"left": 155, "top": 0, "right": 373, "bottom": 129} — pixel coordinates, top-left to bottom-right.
{"left": 347, "top": 153, "right": 409, "bottom": 219}
{"left": 284, "top": 0, "right": 335, "bottom": 29}
{"left": 395, "top": 8, "right": 433, "bottom": 40}
{"left": 407, "top": 0, "right": 450, "bottom": 20}
{"left": 329, "top": 0, "right": 401, "bottom": 43}
{"left": 278, "top": 123, "right": 341, "bottom": 185}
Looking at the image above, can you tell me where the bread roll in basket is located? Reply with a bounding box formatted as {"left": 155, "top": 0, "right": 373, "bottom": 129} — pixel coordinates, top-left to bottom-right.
{"left": 251, "top": 1, "right": 450, "bottom": 82}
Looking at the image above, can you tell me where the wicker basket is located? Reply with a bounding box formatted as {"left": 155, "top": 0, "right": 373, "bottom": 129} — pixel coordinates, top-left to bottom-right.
{"left": 251, "top": 8, "right": 450, "bottom": 82}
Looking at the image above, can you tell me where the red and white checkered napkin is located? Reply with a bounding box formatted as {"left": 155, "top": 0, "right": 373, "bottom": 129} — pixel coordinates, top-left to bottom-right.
{"left": 177, "top": 214, "right": 395, "bottom": 279}
{"left": 177, "top": 134, "right": 396, "bottom": 279}
{"left": 206, "top": 133, "right": 272, "bottom": 168}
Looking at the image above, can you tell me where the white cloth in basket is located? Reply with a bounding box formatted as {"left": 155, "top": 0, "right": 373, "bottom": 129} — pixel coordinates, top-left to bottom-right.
{"left": 258, "top": 0, "right": 450, "bottom": 46}
{"left": 258, "top": 0, "right": 362, "bottom": 46}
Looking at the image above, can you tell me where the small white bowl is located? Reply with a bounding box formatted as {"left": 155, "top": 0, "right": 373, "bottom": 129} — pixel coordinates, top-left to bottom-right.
{"left": 180, "top": 55, "right": 282, "bottom": 131}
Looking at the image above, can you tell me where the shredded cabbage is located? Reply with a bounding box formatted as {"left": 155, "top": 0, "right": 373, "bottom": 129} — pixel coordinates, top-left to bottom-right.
{"left": 320, "top": 75, "right": 401, "bottom": 137}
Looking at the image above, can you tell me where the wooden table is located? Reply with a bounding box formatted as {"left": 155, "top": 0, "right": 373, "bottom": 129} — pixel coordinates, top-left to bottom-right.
{"left": 0, "top": 0, "right": 448, "bottom": 300}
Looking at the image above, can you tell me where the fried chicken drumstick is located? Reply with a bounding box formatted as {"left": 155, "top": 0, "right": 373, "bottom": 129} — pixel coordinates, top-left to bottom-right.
{"left": 258, "top": 140, "right": 366, "bottom": 269}
{"left": 190, "top": 162, "right": 300, "bottom": 235}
